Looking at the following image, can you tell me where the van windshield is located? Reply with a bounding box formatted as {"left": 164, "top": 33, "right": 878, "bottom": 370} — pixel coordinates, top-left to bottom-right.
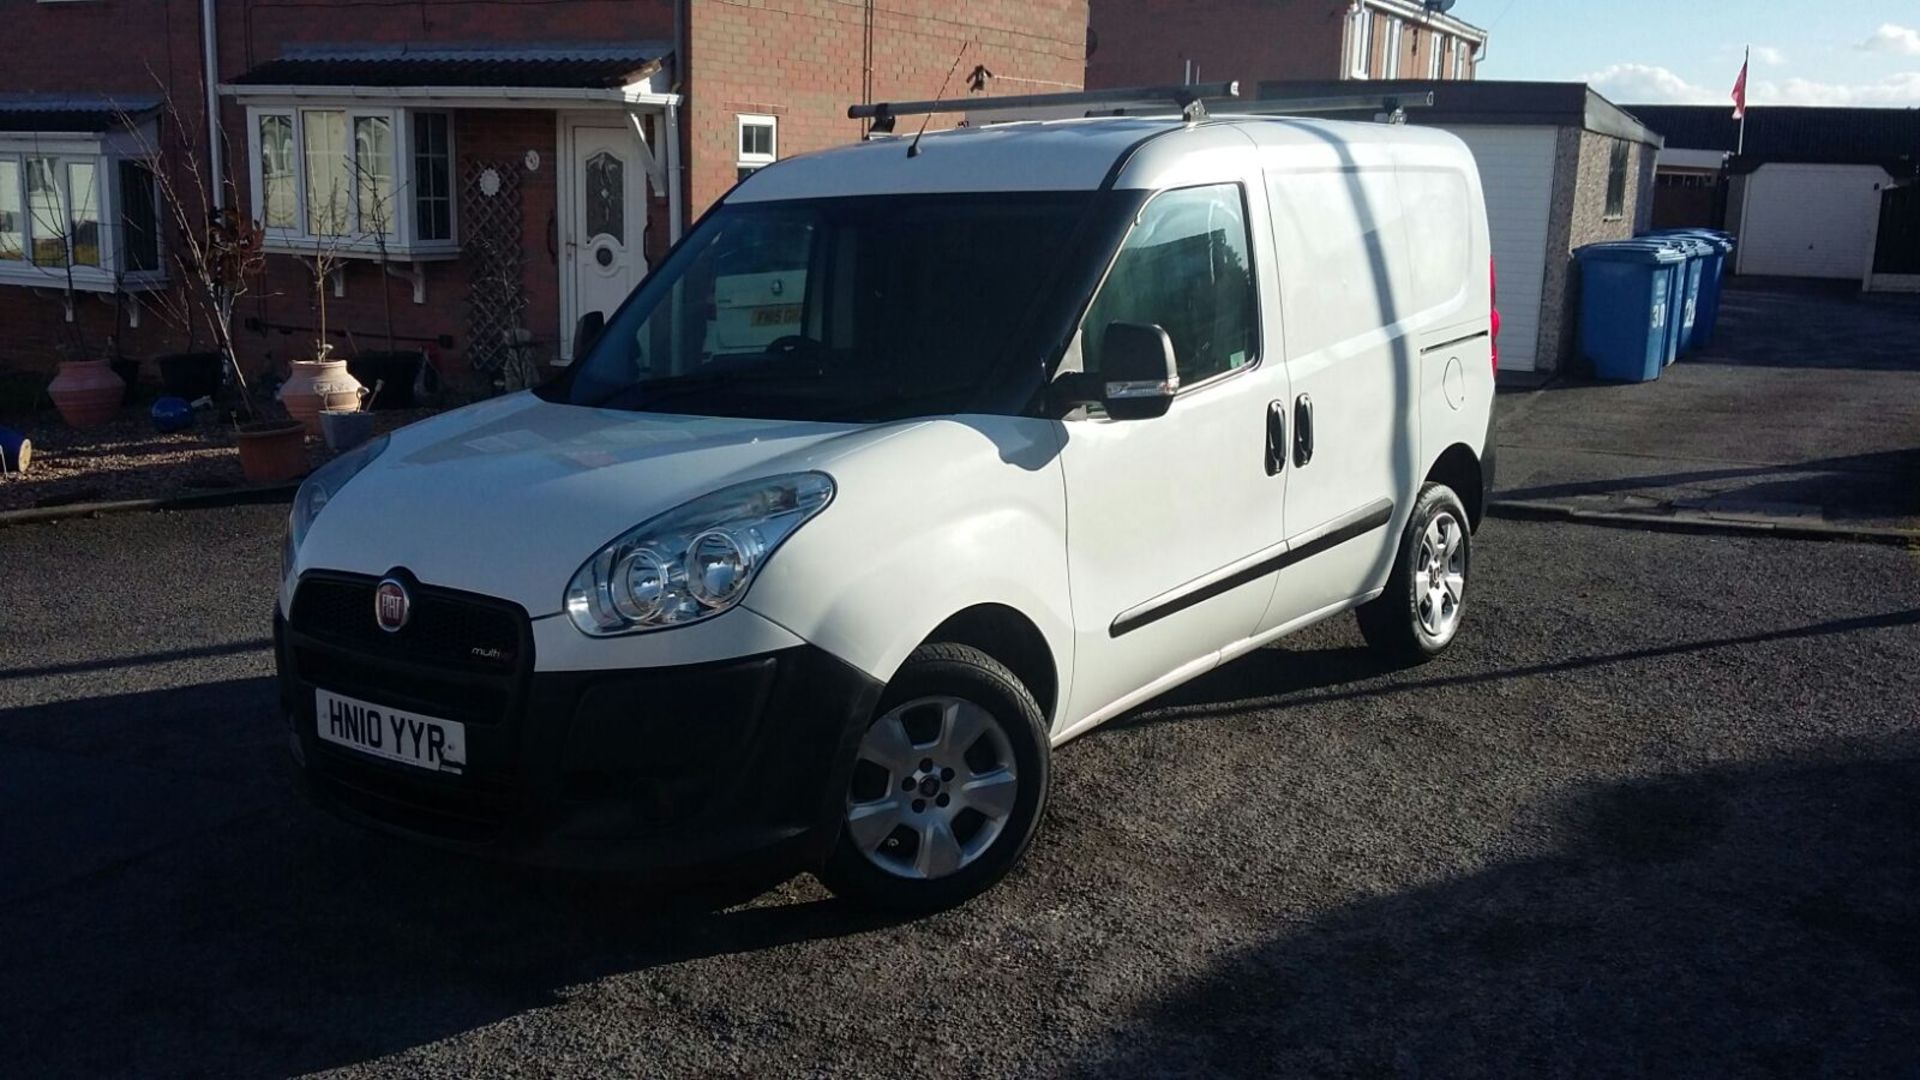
{"left": 558, "top": 192, "right": 1096, "bottom": 422}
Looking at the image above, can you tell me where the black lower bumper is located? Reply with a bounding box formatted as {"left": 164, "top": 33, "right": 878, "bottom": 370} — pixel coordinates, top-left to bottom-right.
{"left": 277, "top": 609, "right": 883, "bottom": 880}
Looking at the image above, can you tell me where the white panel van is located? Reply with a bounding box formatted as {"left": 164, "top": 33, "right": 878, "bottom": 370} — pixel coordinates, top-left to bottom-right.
{"left": 277, "top": 97, "right": 1498, "bottom": 911}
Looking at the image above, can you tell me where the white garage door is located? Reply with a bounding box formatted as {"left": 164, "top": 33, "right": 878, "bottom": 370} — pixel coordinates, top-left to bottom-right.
{"left": 1738, "top": 164, "right": 1892, "bottom": 279}
{"left": 1435, "top": 125, "right": 1558, "bottom": 372}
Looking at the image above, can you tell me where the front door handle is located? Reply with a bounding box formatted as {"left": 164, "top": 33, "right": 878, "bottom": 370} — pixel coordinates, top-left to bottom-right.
{"left": 1293, "top": 394, "right": 1314, "bottom": 468}
{"left": 1264, "top": 400, "right": 1286, "bottom": 476}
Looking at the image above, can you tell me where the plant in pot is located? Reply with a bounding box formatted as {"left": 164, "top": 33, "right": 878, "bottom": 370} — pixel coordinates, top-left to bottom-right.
{"left": 278, "top": 222, "right": 365, "bottom": 436}
{"left": 119, "top": 94, "right": 306, "bottom": 484}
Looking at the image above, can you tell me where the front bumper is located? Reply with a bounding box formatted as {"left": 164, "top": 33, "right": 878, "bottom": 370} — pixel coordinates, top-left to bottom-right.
{"left": 275, "top": 577, "right": 883, "bottom": 880}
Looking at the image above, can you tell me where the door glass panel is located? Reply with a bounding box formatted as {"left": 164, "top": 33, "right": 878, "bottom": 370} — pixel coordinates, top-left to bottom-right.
{"left": 1081, "top": 183, "right": 1257, "bottom": 386}
{"left": 0, "top": 160, "right": 21, "bottom": 261}
{"left": 584, "top": 150, "right": 624, "bottom": 244}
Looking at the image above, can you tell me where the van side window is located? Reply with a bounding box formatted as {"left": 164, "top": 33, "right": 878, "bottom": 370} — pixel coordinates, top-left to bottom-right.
{"left": 1081, "top": 183, "right": 1257, "bottom": 388}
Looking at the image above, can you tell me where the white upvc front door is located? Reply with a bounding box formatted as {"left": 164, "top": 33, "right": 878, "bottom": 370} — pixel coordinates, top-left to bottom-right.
{"left": 561, "top": 120, "right": 646, "bottom": 359}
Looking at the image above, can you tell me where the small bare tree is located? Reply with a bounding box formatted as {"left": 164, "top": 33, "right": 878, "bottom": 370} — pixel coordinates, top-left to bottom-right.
{"left": 116, "top": 91, "right": 267, "bottom": 417}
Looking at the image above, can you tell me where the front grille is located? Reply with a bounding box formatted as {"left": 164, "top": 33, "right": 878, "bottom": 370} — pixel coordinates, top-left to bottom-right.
{"left": 290, "top": 573, "right": 526, "bottom": 673}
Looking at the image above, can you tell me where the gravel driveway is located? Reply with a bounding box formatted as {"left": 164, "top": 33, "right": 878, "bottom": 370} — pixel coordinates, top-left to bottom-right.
{"left": 2, "top": 506, "right": 1916, "bottom": 1077}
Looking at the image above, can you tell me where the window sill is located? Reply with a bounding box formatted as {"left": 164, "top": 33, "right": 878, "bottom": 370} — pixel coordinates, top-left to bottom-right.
{"left": 261, "top": 236, "right": 460, "bottom": 262}
{"left": 0, "top": 262, "right": 167, "bottom": 292}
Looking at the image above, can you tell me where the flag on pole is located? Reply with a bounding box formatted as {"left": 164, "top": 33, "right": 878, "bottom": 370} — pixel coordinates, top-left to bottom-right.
{"left": 1731, "top": 49, "right": 1749, "bottom": 120}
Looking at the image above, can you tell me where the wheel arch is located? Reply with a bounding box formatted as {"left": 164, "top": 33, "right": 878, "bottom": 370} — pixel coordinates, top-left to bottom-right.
{"left": 1425, "top": 442, "right": 1485, "bottom": 529}
{"left": 918, "top": 604, "right": 1060, "bottom": 726}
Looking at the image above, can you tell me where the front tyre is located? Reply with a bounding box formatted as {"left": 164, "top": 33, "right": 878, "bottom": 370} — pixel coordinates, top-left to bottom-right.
{"left": 1357, "top": 482, "right": 1472, "bottom": 664}
{"left": 819, "top": 643, "right": 1049, "bottom": 912}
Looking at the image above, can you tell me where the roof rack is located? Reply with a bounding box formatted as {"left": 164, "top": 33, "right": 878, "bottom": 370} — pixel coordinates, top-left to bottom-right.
{"left": 848, "top": 81, "right": 1241, "bottom": 133}
{"left": 1112, "top": 91, "right": 1438, "bottom": 123}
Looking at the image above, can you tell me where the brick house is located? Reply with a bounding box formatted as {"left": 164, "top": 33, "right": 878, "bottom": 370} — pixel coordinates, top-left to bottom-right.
{"left": 0, "top": 0, "right": 1086, "bottom": 386}
{"left": 1087, "top": 0, "right": 1485, "bottom": 89}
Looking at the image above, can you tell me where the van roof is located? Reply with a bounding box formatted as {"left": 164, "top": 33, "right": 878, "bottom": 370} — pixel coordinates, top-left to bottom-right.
{"left": 725, "top": 114, "right": 1472, "bottom": 203}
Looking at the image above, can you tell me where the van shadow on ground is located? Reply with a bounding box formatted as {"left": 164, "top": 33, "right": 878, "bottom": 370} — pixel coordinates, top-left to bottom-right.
{"left": 0, "top": 676, "right": 903, "bottom": 1078}
{"left": 1067, "top": 741, "right": 1920, "bottom": 1078}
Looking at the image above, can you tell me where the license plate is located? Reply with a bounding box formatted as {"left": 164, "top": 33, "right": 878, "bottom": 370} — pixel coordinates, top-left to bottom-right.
{"left": 315, "top": 689, "right": 466, "bottom": 775}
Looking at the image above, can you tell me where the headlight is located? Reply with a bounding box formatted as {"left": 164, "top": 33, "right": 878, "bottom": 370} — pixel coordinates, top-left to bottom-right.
{"left": 284, "top": 435, "right": 390, "bottom": 576}
{"left": 565, "top": 472, "right": 834, "bottom": 636}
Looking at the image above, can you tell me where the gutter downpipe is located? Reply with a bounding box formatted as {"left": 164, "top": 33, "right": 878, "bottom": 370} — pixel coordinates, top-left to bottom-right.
{"left": 665, "top": 99, "right": 683, "bottom": 244}
{"left": 202, "top": 0, "right": 224, "bottom": 208}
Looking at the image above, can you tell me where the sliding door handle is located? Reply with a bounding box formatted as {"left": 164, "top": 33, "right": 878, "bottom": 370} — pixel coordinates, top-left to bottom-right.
{"left": 1264, "top": 399, "right": 1286, "bottom": 475}
{"left": 1293, "top": 394, "right": 1314, "bottom": 468}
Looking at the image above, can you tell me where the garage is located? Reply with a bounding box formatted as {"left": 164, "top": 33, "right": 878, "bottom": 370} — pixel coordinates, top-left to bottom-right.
{"left": 1734, "top": 163, "right": 1895, "bottom": 279}
{"left": 1439, "top": 125, "right": 1557, "bottom": 373}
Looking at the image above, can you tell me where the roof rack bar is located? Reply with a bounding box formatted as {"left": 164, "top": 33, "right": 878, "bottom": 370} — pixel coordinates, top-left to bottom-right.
{"left": 850, "top": 81, "right": 1239, "bottom": 132}
{"left": 1209, "top": 91, "right": 1437, "bottom": 117}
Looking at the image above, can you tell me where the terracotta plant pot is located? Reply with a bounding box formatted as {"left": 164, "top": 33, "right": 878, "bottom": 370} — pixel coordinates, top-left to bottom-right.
{"left": 279, "top": 359, "right": 366, "bottom": 436}
{"left": 47, "top": 360, "right": 126, "bottom": 428}
{"left": 319, "top": 408, "right": 374, "bottom": 453}
{"left": 236, "top": 419, "right": 310, "bottom": 485}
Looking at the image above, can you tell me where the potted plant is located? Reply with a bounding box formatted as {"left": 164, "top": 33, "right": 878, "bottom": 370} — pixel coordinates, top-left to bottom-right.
{"left": 38, "top": 174, "right": 126, "bottom": 429}
{"left": 122, "top": 93, "right": 307, "bottom": 484}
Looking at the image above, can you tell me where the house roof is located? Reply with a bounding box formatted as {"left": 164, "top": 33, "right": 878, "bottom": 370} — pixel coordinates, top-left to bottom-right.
{"left": 1623, "top": 104, "right": 1920, "bottom": 171}
{"left": 0, "top": 94, "right": 160, "bottom": 134}
{"left": 1256, "top": 79, "right": 1662, "bottom": 147}
{"left": 227, "top": 43, "right": 671, "bottom": 90}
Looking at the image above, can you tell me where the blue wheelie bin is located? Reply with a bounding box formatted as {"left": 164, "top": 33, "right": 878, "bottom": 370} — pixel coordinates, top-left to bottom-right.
{"left": 1667, "top": 235, "right": 1710, "bottom": 355}
{"left": 1575, "top": 241, "right": 1686, "bottom": 382}
{"left": 1682, "top": 230, "right": 1733, "bottom": 349}
{"left": 1607, "top": 238, "right": 1685, "bottom": 366}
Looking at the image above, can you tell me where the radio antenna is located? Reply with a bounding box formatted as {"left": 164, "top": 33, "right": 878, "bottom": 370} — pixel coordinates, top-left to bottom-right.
{"left": 908, "top": 39, "right": 973, "bottom": 158}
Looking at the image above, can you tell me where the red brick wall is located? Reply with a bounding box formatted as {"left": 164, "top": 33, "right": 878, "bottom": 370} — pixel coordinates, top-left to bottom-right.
{"left": 1085, "top": 0, "right": 1346, "bottom": 89}
{"left": 684, "top": 0, "right": 1088, "bottom": 213}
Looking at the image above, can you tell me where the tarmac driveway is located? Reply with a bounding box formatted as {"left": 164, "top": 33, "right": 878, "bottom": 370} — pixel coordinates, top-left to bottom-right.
{"left": 2, "top": 504, "right": 1917, "bottom": 1077}
{"left": 1494, "top": 279, "right": 1920, "bottom": 532}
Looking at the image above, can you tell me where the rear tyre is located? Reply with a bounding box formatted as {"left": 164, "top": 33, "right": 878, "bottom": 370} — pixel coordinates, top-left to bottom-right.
{"left": 1357, "top": 482, "right": 1472, "bottom": 665}
{"left": 819, "top": 643, "right": 1049, "bottom": 913}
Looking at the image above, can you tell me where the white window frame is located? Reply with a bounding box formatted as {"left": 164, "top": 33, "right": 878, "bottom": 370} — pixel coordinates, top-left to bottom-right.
{"left": 1429, "top": 33, "right": 1446, "bottom": 79}
{"left": 244, "top": 104, "right": 459, "bottom": 260}
{"left": 736, "top": 114, "right": 777, "bottom": 177}
{"left": 1383, "top": 18, "right": 1403, "bottom": 79}
{"left": 0, "top": 133, "right": 166, "bottom": 293}
{"left": 1349, "top": 6, "right": 1375, "bottom": 79}
{"left": 1453, "top": 39, "right": 1470, "bottom": 80}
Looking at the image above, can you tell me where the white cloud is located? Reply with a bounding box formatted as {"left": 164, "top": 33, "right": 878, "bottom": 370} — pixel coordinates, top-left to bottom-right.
{"left": 1584, "top": 63, "right": 1719, "bottom": 104}
{"left": 1584, "top": 62, "right": 1920, "bottom": 108}
{"left": 1750, "top": 45, "right": 1787, "bottom": 66}
{"left": 1755, "top": 73, "right": 1920, "bottom": 106}
{"left": 1859, "top": 24, "right": 1920, "bottom": 56}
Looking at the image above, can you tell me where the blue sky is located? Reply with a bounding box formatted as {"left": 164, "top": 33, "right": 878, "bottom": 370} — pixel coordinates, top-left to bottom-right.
{"left": 1453, "top": 0, "right": 1920, "bottom": 107}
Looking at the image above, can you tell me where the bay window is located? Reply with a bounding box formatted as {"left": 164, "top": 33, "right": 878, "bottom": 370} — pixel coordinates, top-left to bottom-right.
{"left": 0, "top": 139, "right": 164, "bottom": 289}
{"left": 246, "top": 106, "right": 456, "bottom": 256}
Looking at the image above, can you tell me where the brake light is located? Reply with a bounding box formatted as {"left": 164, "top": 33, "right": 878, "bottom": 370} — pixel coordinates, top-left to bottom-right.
{"left": 1489, "top": 257, "right": 1501, "bottom": 376}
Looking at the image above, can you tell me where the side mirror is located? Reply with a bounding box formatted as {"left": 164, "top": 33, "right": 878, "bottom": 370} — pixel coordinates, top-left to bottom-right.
{"left": 571, "top": 311, "right": 606, "bottom": 360}
{"left": 1100, "top": 321, "right": 1179, "bottom": 420}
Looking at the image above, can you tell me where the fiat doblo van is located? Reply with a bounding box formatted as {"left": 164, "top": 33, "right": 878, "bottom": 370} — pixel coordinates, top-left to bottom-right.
{"left": 276, "top": 91, "right": 1497, "bottom": 911}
